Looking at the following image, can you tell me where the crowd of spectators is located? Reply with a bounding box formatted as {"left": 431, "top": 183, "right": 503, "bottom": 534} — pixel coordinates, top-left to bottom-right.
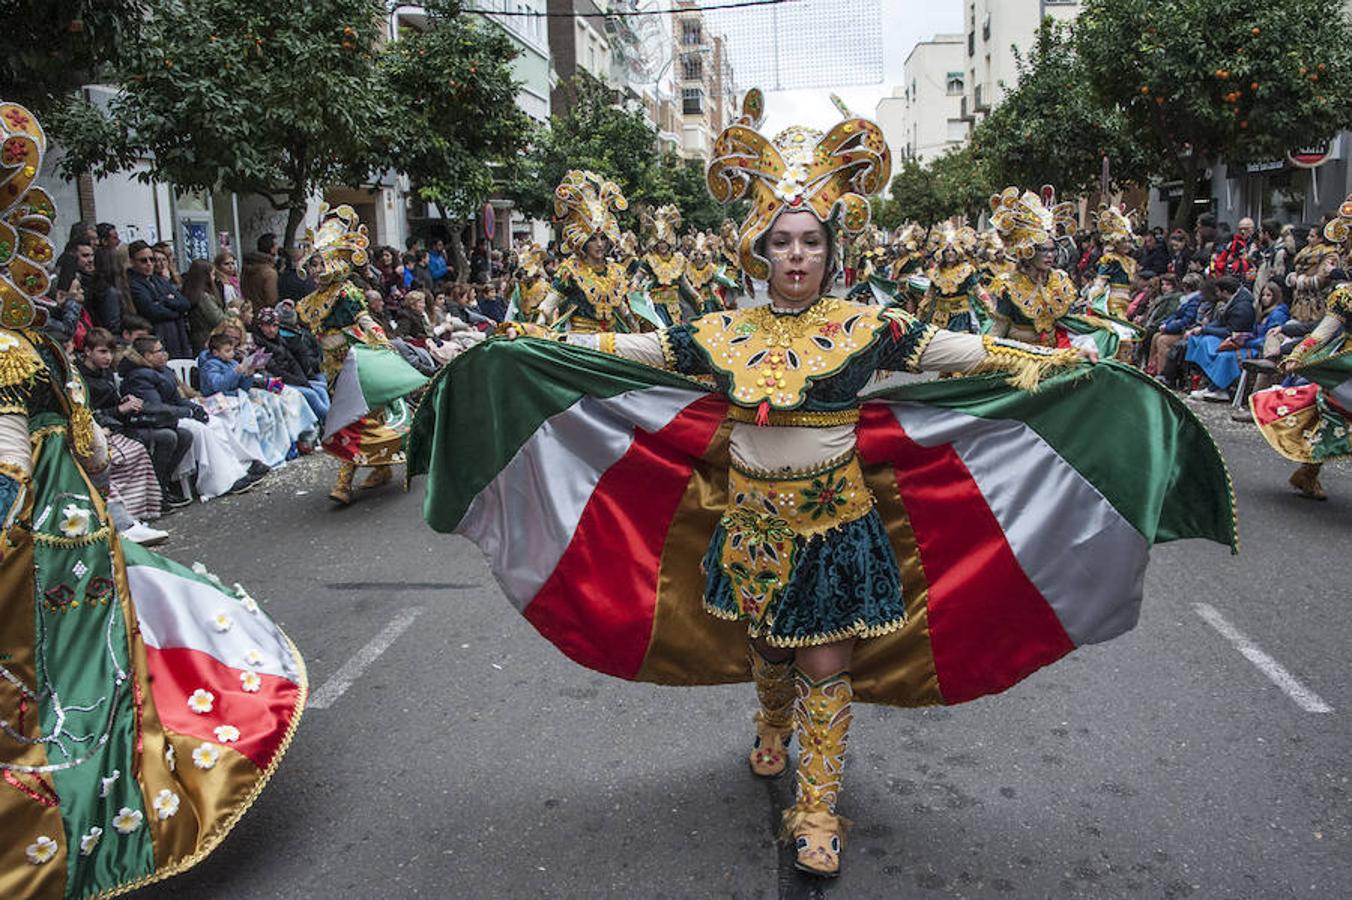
{"left": 40, "top": 222, "right": 557, "bottom": 545}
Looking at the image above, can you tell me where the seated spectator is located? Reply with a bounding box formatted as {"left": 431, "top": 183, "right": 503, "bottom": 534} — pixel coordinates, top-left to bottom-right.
{"left": 1125, "top": 270, "right": 1157, "bottom": 323}
{"left": 478, "top": 280, "right": 507, "bottom": 323}
{"left": 47, "top": 270, "right": 93, "bottom": 349}
{"left": 1136, "top": 272, "right": 1188, "bottom": 369}
{"left": 396, "top": 290, "right": 434, "bottom": 341}
{"left": 366, "top": 289, "right": 401, "bottom": 337}
{"left": 275, "top": 300, "right": 325, "bottom": 384}
{"left": 199, "top": 323, "right": 319, "bottom": 464}
{"left": 118, "top": 334, "right": 256, "bottom": 499}
{"left": 128, "top": 240, "right": 192, "bottom": 358}
{"left": 1150, "top": 279, "right": 1212, "bottom": 385}
{"left": 82, "top": 327, "right": 192, "bottom": 510}
{"left": 1185, "top": 275, "right": 1258, "bottom": 400}
{"left": 252, "top": 306, "right": 328, "bottom": 424}
{"left": 184, "top": 258, "right": 229, "bottom": 352}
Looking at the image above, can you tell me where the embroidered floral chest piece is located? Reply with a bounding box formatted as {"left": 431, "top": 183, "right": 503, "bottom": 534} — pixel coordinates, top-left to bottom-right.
{"left": 644, "top": 253, "right": 686, "bottom": 286}
{"left": 691, "top": 298, "right": 887, "bottom": 410}
{"left": 998, "top": 270, "right": 1076, "bottom": 334}
{"left": 565, "top": 260, "right": 629, "bottom": 317}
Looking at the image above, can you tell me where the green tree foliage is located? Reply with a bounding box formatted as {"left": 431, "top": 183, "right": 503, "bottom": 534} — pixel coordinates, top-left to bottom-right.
{"left": 0, "top": 1, "right": 148, "bottom": 118}
{"left": 376, "top": 1, "right": 532, "bottom": 279}
{"left": 886, "top": 148, "right": 993, "bottom": 225}
{"left": 633, "top": 152, "right": 734, "bottom": 233}
{"left": 507, "top": 73, "right": 664, "bottom": 223}
{"left": 972, "top": 19, "right": 1147, "bottom": 196}
{"left": 54, "top": 0, "right": 387, "bottom": 247}
{"left": 1076, "top": 0, "right": 1352, "bottom": 227}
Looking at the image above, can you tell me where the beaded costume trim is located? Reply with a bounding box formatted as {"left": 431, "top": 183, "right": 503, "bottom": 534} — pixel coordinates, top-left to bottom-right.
{"left": 725, "top": 406, "right": 860, "bottom": 428}
{"left": 990, "top": 269, "right": 1077, "bottom": 335}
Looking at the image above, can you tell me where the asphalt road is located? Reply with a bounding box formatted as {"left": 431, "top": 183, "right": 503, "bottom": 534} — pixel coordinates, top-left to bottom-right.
{"left": 136, "top": 396, "right": 1351, "bottom": 899}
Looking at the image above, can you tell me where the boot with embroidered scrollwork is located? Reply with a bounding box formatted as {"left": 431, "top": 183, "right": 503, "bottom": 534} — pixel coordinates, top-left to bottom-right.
{"left": 748, "top": 646, "right": 795, "bottom": 777}
{"left": 360, "top": 464, "right": 393, "bottom": 490}
{"left": 329, "top": 461, "right": 356, "bottom": 505}
{"left": 781, "top": 669, "right": 852, "bottom": 878}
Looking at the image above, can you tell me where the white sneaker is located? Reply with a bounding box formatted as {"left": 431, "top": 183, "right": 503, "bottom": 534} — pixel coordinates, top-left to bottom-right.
{"left": 1188, "top": 388, "right": 1208, "bottom": 400}
{"left": 123, "top": 522, "right": 169, "bottom": 546}
{"left": 1200, "top": 388, "right": 1230, "bottom": 402}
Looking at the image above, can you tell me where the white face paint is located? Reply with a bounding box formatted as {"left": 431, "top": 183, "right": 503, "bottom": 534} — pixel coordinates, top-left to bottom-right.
{"left": 765, "top": 210, "right": 830, "bottom": 309}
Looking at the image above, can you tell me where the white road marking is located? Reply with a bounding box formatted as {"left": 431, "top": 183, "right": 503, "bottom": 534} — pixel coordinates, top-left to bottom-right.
{"left": 1193, "top": 603, "right": 1332, "bottom": 714}
{"left": 309, "top": 608, "right": 424, "bottom": 710}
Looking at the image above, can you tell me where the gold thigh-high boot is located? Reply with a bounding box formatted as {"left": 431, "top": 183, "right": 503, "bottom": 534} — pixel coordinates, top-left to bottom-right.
{"left": 329, "top": 461, "right": 356, "bottom": 505}
{"left": 1289, "top": 463, "right": 1327, "bottom": 500}
{"left": 748, "top": 647, "right": 795, "bottom": 777}
{"left": 782, "top": 669, "right": 852, "bottom": 877}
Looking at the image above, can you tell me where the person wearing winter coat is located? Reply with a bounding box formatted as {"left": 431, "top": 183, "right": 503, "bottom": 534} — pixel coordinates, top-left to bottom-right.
{"left": 252, "top": 306, "right": 329, "bottom": 421}
{"left": 127, "top": 240, "right": 192, "bottom": 357}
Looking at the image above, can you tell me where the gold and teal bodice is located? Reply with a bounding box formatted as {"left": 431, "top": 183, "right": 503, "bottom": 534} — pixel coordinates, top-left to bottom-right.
{"left": 920, "top": 263, "right": 980, "bottom": 328}
{"left": 517, "top": 277, "right": 550, "bottom": 321}
{"left": 667, "top": 298, "right": 935, "bottom": 413}
{"left": 553, "top": 258, "right": 631, "bottom": 329}
{"left": 990, "top": 269, "right": 1077, "bottom": 337}
{"left": 1097, "top": 252, "right": 1136, "bottom": 288}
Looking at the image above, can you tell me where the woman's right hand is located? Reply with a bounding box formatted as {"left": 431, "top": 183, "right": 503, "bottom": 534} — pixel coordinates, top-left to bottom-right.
{"left": 117, "top": 396, "right": 143, "bottom": 414}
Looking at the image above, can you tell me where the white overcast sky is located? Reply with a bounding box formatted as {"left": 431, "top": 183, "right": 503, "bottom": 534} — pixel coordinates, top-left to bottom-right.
{"left": 755, "top": 0, "right": 964, "bottom": 134}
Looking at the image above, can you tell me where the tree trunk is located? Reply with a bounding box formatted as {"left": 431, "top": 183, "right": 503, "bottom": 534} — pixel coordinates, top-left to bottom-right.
{"left": 437, "top": 202, "right": 471, "bottom": 283}
{"left": 282, "top": 201, "right": 307, "bottom": 253}
{"left": 1169, "top": 151, "right": 1203, "bottom": 232}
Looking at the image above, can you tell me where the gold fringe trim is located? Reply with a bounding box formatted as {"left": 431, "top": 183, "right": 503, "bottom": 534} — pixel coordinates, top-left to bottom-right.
{"left": 33, "top": 525, "right": 112, "bottom": 548}
{"left": 725, "top": 405, "right": 860, "bottom": 428}
{"left": 0, "top": 329, "right": 42, "bottom": 388}
{"left": 901, "top": 321, "right": 939, "bottom": 372}
{"left": 970, "top": 335, "right": 1081, "bottom": 392}
{"left": 702, "top": 603, "right": 909, "bottom": 649}
{"left": 94, "top": 632, "right": 310, "bottom": 900}
{"left": 657, "top": 329, "right": 678, "bottom": 371}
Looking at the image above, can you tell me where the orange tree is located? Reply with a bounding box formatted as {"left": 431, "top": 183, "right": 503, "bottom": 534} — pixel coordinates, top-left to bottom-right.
{"left": 1076, "top": 0, "right": 1352, "bottom": 228}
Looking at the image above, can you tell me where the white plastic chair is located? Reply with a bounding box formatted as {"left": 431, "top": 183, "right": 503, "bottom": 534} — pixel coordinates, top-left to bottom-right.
{"left": 165, "top": 359, "right": 197, "bottom": 389}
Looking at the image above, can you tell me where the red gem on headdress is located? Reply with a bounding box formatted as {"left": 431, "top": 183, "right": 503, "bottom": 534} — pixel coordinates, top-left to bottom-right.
{"left": 790, "top": 196, "right": 803, "bottom": 207}
{"left": 3, "top": 109, "right": 31, "bottom": 128}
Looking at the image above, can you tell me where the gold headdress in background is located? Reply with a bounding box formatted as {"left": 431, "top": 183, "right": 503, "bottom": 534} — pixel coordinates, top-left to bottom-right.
{"left": 517, "top": 242, "right": 546, "bottom": 277}
{"left": 707, "top": 88, "right": 891, "bottom": 280}
{"left": 989, "top": 186, "right": 1077, "bottom": 260}
{"left": 304, "top": 203, "right": 370, "bottom": 288}
{"left": 926, "top": 222, "right": 977, "bottom": 259}
{"left": 1094, "top": 203, "right": 1137, "bottom": 247}
{"left": 893, "top": 223, "right": 928, "bottom": 255}
{"left": 0, "top": 101, "right": 57, "bottom": 330}
{"left": 1322, "top": 193, "right": 1352, "bottom": 245}
{"left": 640, "top": 205, "right": 682, "bottom": 248}
{"left": 554, "top": 170, "right": 627, "bottom": 256}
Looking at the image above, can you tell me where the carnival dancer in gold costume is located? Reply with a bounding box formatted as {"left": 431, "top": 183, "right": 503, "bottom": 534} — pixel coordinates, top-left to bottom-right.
{"left": 718, "top": 218, "right": 747, "bottom": 305}
{"left": 536, "top": 171, "right": 635, "bottom": 333}
{"left": 683, "top": 232, "right": 736, "bottom": 314}
{"left": 297, "top": 205, "right": 426, "bottom": 504}
{"left": 511, "top": 243, "right": 551, "bottom": 322}
{"left": 633, "top": 205, "right": 688, "bottom": 326}
{"left": 918, "top": 223, "right": 985, "bottom": 333}
{"left": 498, "top": 93, "right": 1098, "bottom": 877}
{"left": 986, "top": 187, "right": 1125, "bottom": 358}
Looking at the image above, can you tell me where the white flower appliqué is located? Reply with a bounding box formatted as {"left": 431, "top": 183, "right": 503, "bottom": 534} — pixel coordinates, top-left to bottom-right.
{"left": 211, "top": 612, "right": 233, "bottom": 633}
{"left": 243, "top": 648, "right": 265, "bottom": 667}
{"left": 113, "top": 808, "right": 144, "bottom": 834}
{"left": 239, "top": 671, "right": 262, "bottom": 693}
{"left": 100, "top": 769, "right": 120, "bottom": 797}
{"left": 79, "top": 827, "right": 103, "bottom": 856}
{"left": 213, "top": 724, "right": 241, "bottom": 743}
{"left": 187, "top": 689, "right": 215, "bottom": 714}
{"left": 152, "top": 789, "right": 181, "bottom": 820}
{"left": 165, "top": 743, "right": 176, "bottom": 771}
{"left": 192, "top": 743, "right": 221, "bottom": 770}
{"left": 59, "top": 504, "right": 90, "bottom": 538}
{"left": 26, "top": 835, "right": 58, "bottom": 864}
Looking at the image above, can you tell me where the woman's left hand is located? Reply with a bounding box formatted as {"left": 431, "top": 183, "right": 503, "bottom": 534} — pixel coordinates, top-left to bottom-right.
{"left": 1077, "top": 345, "right": 1100, "bottom": 364}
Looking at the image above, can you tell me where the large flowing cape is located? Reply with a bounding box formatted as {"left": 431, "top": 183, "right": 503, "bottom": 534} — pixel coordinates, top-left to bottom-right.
{"left": 408, "top": 339, "right": 1236, "bottom": 707}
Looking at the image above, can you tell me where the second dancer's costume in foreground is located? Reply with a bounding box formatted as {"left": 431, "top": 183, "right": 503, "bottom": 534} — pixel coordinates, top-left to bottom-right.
{"left": 408, "top": 93, "right": 1236, "bottom": 878}
{"left": 1, "top": 100, "right": 305, "bottom": 900}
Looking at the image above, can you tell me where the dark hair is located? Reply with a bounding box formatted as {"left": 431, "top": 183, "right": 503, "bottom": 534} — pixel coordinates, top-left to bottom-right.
{"left": 182, "top": 259, "right": 218, "bottom": 306}
{"left": 1262, "top": 279, "right": 1288, "bottom": 305}
{"left": 121, "top": 314, "right": 152, "bottom": 335}
{"left": 1160, "top": 272, "right": 1179, "bottom": 289}
{"left": 83, "top": 327, "right": 117, "bottom": 351}
{"left": 257, "top": 233, "right": 278, "bottom": 254}
{"left": 208, "top": 332, "right": 236, "bottom": 352}
{"left": 1214, "top": 275, "right": 1240, "bottom": 294}
{"left": 1138, "top": 269, "right": 1158, "bottom": 281}
{"left": 127, "top": 240, "right": 151, "bottom": 261}
{"left": 96, "top": 223, "right": 117, "bottom": 240}
{"left": 1261, "top": 219, "right": 1281, "bottom": 240}
{"left": 131, "top": 335, "right": 162, "bottom": 356}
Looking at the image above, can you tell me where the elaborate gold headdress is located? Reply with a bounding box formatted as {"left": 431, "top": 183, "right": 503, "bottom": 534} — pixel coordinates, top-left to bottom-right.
{"left": 517, "top": 242, "right": 546, "bottom": 277}
{"left": 304, "top": 203, "right": 370, "bottom": 288}
{"left": 554, "top": 170, "right": 627, "bottom": 255}
{"left": 894, "top": 223, "right": 927, "bottom": 255}
{"left": 640, "top": 205, "right": 682, "bottom": 248}
{"left": 926, "top": 222, "right": 976, "bottom": 258}
{"left": 618, "top": 231, "right": 638, "bottom": 259}
{"left": 689, "top": 231, "right": 717, "bottom": 262}
{"left": 977, "top": 229, "right": 1007, "bottom": 259}
{"left": 1323, "top": 193, "right": 1352, "bottom": 245}
{"left": 707, "top": 89, "right": 891, "bottom": 280}
{"left": 0, "top": 101, "right": 57, "bottom": 330}
{"left": 1094, "top": 203, "right": 1136, "bottom": 246}
{"left": 989, "top": 186, "right": 1077, "bottom": 260}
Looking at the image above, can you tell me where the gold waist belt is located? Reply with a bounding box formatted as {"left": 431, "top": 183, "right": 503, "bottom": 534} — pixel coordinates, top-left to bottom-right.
{"left": 725, "top": 406, "right": 860, "bottom": 428}
{"left": 726, "top": 452, "right": 874, "bottom": 539}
